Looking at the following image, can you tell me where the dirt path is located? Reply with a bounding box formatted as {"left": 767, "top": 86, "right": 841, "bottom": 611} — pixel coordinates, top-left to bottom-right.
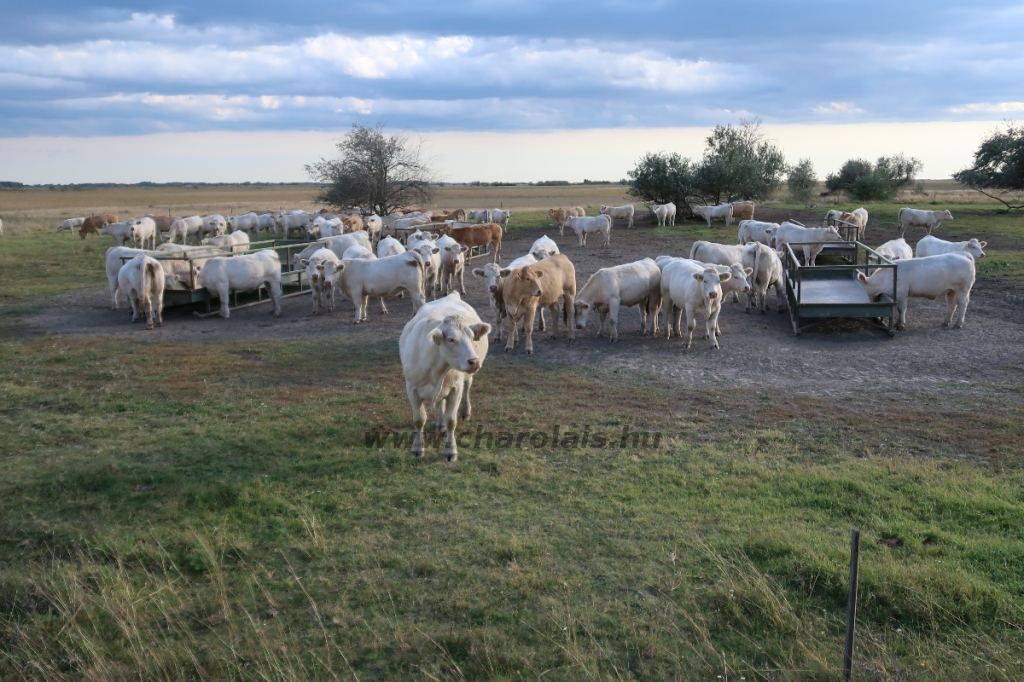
{"left": 24, "top": 209, "right": 1024, "bottom": 399}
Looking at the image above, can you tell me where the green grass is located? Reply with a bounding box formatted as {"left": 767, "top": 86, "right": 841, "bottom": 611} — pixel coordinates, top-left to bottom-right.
{"left": 2, "top": 336, "right": 1023, "bottom": 680}
{"left": 0, "top": 228, "right": 110, "bottom": 300}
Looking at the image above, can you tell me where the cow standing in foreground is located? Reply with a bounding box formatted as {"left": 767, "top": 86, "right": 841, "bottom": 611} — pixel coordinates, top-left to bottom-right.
{"left": 741, "top": 242, "right": 786, "bottom": 314}
{"left": 660, "top": 260, "right": 731, "bottom": 349}
{"left": 399, "top": 292, "right": 491, "bottom": 461}
{"left": 858, "top": 253, "right": 976, "bottom": 330}
{"left": 501, "top": 253, "right": 576, "bottom": 354}
{"left": 117, "top": 255, "right": 165, "bottom": 329}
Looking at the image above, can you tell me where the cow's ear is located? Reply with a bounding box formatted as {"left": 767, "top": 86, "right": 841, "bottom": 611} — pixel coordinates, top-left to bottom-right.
{"left": 534, "top": 271, "right": 544, "bottom": 277}
{"left": 430, "top": 329, "right": 445, "bottom": 346}
{"left": 744, "top": 267, "right": 753, "bottom": 275}
{"left": 980, "top": 241, "right": 987, "bottom": 248}
{"left": 499, "top": 269, "right": 511, "bottom": 278}
{"left": 431, "top": 247, "right": 439, "bottom": 254}
{"left": 472, "top": 268, "right": 485, "bottom": 278}
{"left": 857, "top": 272, "right": 868, "bottom": 283}
{"left": 516, "top": 269, "right": 526, "bottom": 280}
{"left": 299, "top": 259, "right": 309, "bottom": 267}
{"left": 693, "top": 273, "right": 703, "bottom": 282}
{"left": 471, "top": 323, "right": 490, "bottom": 341}
{"left": 719, "top": 272, "right": 732, "bottom": 282}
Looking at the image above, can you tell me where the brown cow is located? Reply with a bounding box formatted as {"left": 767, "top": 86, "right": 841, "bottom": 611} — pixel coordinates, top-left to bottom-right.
{"left": 548, "top": 208, "right": 570, "bottom": 236}
{"left": 341, "top": 215, "right": 363, "bottom": 233}
{"left": 430, "top": 209, "right": 467, "bottom": 223}
{"left": 731, "top": 201, "right": 755, "bottom": 221}
{"left": 79, "top": 214, "right": 118, "bottom": 239}
{"left": 450, "top": 222, "right": 502, "bottom": 263}
{"left": 500, "top": 253, "right": 576, "bottom": 355}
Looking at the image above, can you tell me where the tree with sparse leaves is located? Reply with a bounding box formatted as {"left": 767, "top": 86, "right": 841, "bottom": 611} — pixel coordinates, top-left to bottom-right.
{"left": 787, "top": 158, "right": 817, "bottom": 206}
{"left": 694, "top": 120, "right": 788, "bottom": 204}
{"left": 305, "top": 123, "right": 438, "bottom": 215}
{"left": 953, "top": 122, "right": 1024, "bottom": 210}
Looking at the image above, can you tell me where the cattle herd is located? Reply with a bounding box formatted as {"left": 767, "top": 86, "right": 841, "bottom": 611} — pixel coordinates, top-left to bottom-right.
{"left": 58, "top": 199, "right": 984, "bottom": 460}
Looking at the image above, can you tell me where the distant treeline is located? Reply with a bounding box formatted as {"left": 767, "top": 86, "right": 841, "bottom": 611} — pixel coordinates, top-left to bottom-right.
{"left": 0, "top": 181, "right": 318, "bottom": 190}
{"left": 459, "top": 180, "right": 626, "bottom": 187}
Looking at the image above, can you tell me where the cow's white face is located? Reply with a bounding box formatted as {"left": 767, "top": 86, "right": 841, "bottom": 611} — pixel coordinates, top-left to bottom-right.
{"left": 825, "top": 227, "right": 842, "bottom": 241}
{"left": 942, "top": 211, "right": 954, "bottom": 221}
{"left": 430, "top": 316, "right": 490, "bottom": 374}
{"left": 574, "top": 301, "right": 593, "bottom": 329}
{"left": 322, "top": 260, "right": 345, "bottom": 288}
{"left": 727, "top": 264, "right": 754, "bottom": 294}
{"left": 472, "top": 263, "right": 502, "bottom": 293}
{"left": 531, "top": 248, "right": 554, "bottom": 260}
{"left": 693, "top": 267, "right": 728, "bottom": 302}
{"left": 966, "top": 239, "right": 987, "bottom": 258}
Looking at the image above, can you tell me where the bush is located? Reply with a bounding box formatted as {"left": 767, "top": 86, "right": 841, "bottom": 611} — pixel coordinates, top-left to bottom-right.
{"left": 787, "top": 158, "right": 817, "bottom": 206}
{"left": 826, "top": 154, "right": 922, "bottom": 201}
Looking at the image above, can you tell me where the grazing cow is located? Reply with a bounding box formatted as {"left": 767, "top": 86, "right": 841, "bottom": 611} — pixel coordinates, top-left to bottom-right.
{"left": 574, "top": 258, "right": 662, "bottom": 341}
{"left": 741, "top": 242, "right": 785, "bottom": 314}
{"left": 399, "top": 292, "right": 491, "bottom": 461}
{"left": 738, "top": 220, "right": 779, "bottom": 246}
{"left": 599, "top": 204, "right": 635, "bottom": 229}
{"left": 530, "top": 235, "right": 560, "bottom": 259}
{"left": 689, "top": 241, "right": 748, "bottom": 302}
{"left": 567, "top": 215, "right": 611, "bottom": 247}
{"left": 874, "top": 238, "right": 913, "bottom": 261}
{"left": 57, "top": 217, "right": 85, "bottom": 233}
{"left": 858, "top": 253, "right": 976, "bottom": 329}
{"left": 692, "top": 204, "right": 734, "bottom": 228}
{"left": 660, "top": 260, "right": 730, "bottom": 349}
{"left": 898, "top": 208, "right": 954, "bottom": 236}
{"left": 156, "top": 242, "right": 222, "bottom": 286}
{"left": 202, "top": 230, "right": 250, "bottom": 253}
{"left": 227, "top": 212, "right": 260, "bottom": 236}
{"left": 130, "top": 217, "right": 159, "bottom": 249}
{"left": 333, "top": 251, "right": 426, "bottom": 323}
{"left": 450, "top": 223, "right": 503, "bottom": 263}
{"left": 392, "top": 216, "right": 431, "bottom": 233}
{"left": 773, "top": 222, "right": 843, "bottom": 266}
{"left": 117, "top": 255, "right": 165, "bottom": 329}
{"left": 100, "top": 221, "right": 135, "bottom": 246}
{"left": 436, "top": 235, "right": 466, "bottom": 296}
{"left": 377, "top": 235, "right": 406, "bottom": 259}
{"left": 275, "top": 212, "right": 309, "bottom": 239}
{"left": 650, "top": 202, "right": 677, "bottom": 227}
{"left": 412, "top": 242, "right": 442, "bottom": 299}
{"left": 501, "top": 253, "right": 576, "bottom": 354}
{"left": 730, "top": 201, "right": 755, "bottom": 221}
{"left": 198, "top": 250, "right": 283, "bottom": 319}
{"left": 468, "top": 209, "right": 492, "bottom": 224}
{"left": 167, "top": 216, "right": 204, "bottom": 244}
{"left": 79, "top": 214, "right": 118, "bottom": 239}
{"left": 299, "top": 247, "right": 341, "bottom": 314}
{"left": 916, "top": 235, "right": 986, "bottom": 259}
{"left": 200, "top": 215, "right": 227, "bottom": 240}
{"left": 491, "top": 208, "right": 512, "bottom": 231}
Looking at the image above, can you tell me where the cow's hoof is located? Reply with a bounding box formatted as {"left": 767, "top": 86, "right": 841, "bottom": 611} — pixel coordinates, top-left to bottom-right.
{"left": 445, "top": 451, "right": 458, "bottom": 462}
{"left": 146, "top": 325, "right": 154, "bottom": 330}
{"left": 411, "top": 447, "right": 423, "bottom": 457}
{"left": 504, "top": 347, "right": 512, "bottom": 353}
{"left": 460, "top": 410, "right": 471, "bottom": 421}
{"left": 526, "top": 349, "right": 533, "bottom": 355}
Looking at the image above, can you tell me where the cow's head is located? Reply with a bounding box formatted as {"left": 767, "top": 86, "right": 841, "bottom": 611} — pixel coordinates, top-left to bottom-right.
{"left": 516, "top": 266, "right": 544, "bottom": 297}
{"left": 574, "top": 301, "right": 593, "bottom": 329}
{"left": 472, "top": 263, "right": 503, "bottom": 293}
{"left": 825, "top": 226, "right": 843, "bottom": 241}
{"left": 942, "top": 211, "right": 955, "bottom": 221}
{"left": 693, "top": 267, "right": 728, "bottom": 302}
{"left": 429, "top": 315, "right": 490, "bottom": 374}
{"left": 966, "top": 239, "right": 987, "bottom": 258}
{"left": 727, "top": 264, "right": 754, "bottom": 295}
{"left": 322, "top": 260, "right": 346, "bottom": 288}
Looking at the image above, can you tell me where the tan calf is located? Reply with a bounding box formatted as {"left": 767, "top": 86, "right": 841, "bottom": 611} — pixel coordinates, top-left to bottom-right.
{"left": 501, "top": 253, "right": 576, "bottom": 355}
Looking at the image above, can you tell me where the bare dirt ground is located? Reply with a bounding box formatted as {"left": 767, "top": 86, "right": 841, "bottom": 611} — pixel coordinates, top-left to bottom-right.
{"left": 23, "top": 206, "right": 1024, "bottom": 401}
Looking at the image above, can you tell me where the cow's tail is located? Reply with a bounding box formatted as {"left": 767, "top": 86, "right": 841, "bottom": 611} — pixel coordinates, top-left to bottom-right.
{"left": 689, "top": 241, "right": 702, "bottom": 260}
{"left": 753, "top": 243, "right": 763, "bottom": 290}
{"left": 897, "top": 208, "right": 906, "bottom": 238}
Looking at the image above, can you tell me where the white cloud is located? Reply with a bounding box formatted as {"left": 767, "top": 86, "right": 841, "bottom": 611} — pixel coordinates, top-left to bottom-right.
{"left": 948, "top": 101, "right": 1024, "bottom": 114}
{"left": 814, "top": 102, "right": 865, "bottom": 115}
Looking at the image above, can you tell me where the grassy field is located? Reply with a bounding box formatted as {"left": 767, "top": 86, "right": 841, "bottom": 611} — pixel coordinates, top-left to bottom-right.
{"left": 1, "top": 185, "right": 1023, "bottom": 680}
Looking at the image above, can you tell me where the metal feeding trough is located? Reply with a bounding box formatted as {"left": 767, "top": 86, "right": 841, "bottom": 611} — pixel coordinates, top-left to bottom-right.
{"left": 784, "top": 241, "right": 898, "bottom": 337}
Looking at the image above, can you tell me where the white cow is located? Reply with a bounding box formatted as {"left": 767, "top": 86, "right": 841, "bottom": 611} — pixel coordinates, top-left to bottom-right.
{"left": 228, "top": 212, "right": 260, "bottom": 237}
{"left": 198, "top": 250, "right": 283, "bottom": 318}
{"left": 874, "top": 238, "right": 913, "bottom": 262}
{"left": 342, "top": 245, "right": 375, "bottom": 260}
{"left": 201, "top": 230, "right": 250, "bottom": 253}
{"left": 105, "top": 247, "right": 151, "bottom": 309}
{"left": 275, "top": 212, "right": 309, "bottom": 239}
{"left": 100, "top": 221, "right": 135, "bottom": 246}
{"left": 916, "top": 235, "right": 986, "bottom": 259}
{"left": 399, "top": 292, "right": 491, "bottom": 461}
{"left": 689, "top": 241, "right": 748, "bottom": 302}
{"left": 436, "top": 235, "right": 466, "bottom": 296}
{"left": 333, "top": 251, "right": 427, "bottom": 323}
{"left": 200, "top": 215, "right": 227, "bottom": 240}
{"left": 130, "top": 217, "right": 158, "bottom": 250}
{"left": 363, "top": 214, "right": 383, "bottom": 242}
{"left": 468, "top": 209, "right": 492, "bottom": 224}
{"left": 657, "top": 256, "right": 752, "bottom": 328}
{"left": 692, "top": 204, "right": 734, "bottom": 228}
{"left": 738, "top": 220, "right": 779, "bottom": 247}
{"left": 650, "top": 202, "right": 677, "bottom": 227}
{"left": 660, "top": 260, "right": 731, "bottom": 349}
{"left": 321, "top": 232, "right": 372, "bottom": 261}
{"left": 567, "top": 215, "right": 612, "bottom": 247}
{"left": 824, "top": 209, "right": 842, "bottom": 226}
{"left": 318, "top": 218, "right": 344, "bottom": 238}
{"left": 741, "top": 242, "right": 785, "bottom": 314}
{"left": 599, "top": 204, "right": 635, "bottom": 229}
{"left": 117, "top": 255, "right": 165, "bottom": 329}
{"left": 299, "top": 247, "right": 340, "bottom": 314}
{"left": 858, "top": 253, "right": 976, "bottom": 329}
{"left": 899, "top": 208, "right": 954, "bottom": 236}
{"left": 574, "top": 258, "right": 662, "bottom": 341}
{"left": 377, "top": 235, "right": 406, "bottom": 259}
{"left": 57, "top": 217, "right": 85, "bottom": 233}
{"left": 256, "top": 213, "right": 277, "bottom": 237}
{"left": 393, "top": 216, "right": 431, "bottom": 233}
{"left": 471, "top": 262, "right": 512, "bottom": 342}
{"left": 165, "top": 216, "right": 202, "bottom": 244}
{"left": 407, "top": 229, "right": 438, "bottom": 251}
{"left": 773, "top": 222, "right": 843, "bottom": 266}
{"left": 491, "top": 209, "right": 512, "bottom": 231}
{"left": 412, "top": 242, "right": 442, "bottom": 299}
{"left": 530, "top": 235, "right": 560, "bottom": 259}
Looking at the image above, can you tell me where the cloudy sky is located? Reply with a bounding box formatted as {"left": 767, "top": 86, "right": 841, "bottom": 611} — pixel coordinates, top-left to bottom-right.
{"left": 1, "top": 1, "right": 1022, "bottom": 183}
